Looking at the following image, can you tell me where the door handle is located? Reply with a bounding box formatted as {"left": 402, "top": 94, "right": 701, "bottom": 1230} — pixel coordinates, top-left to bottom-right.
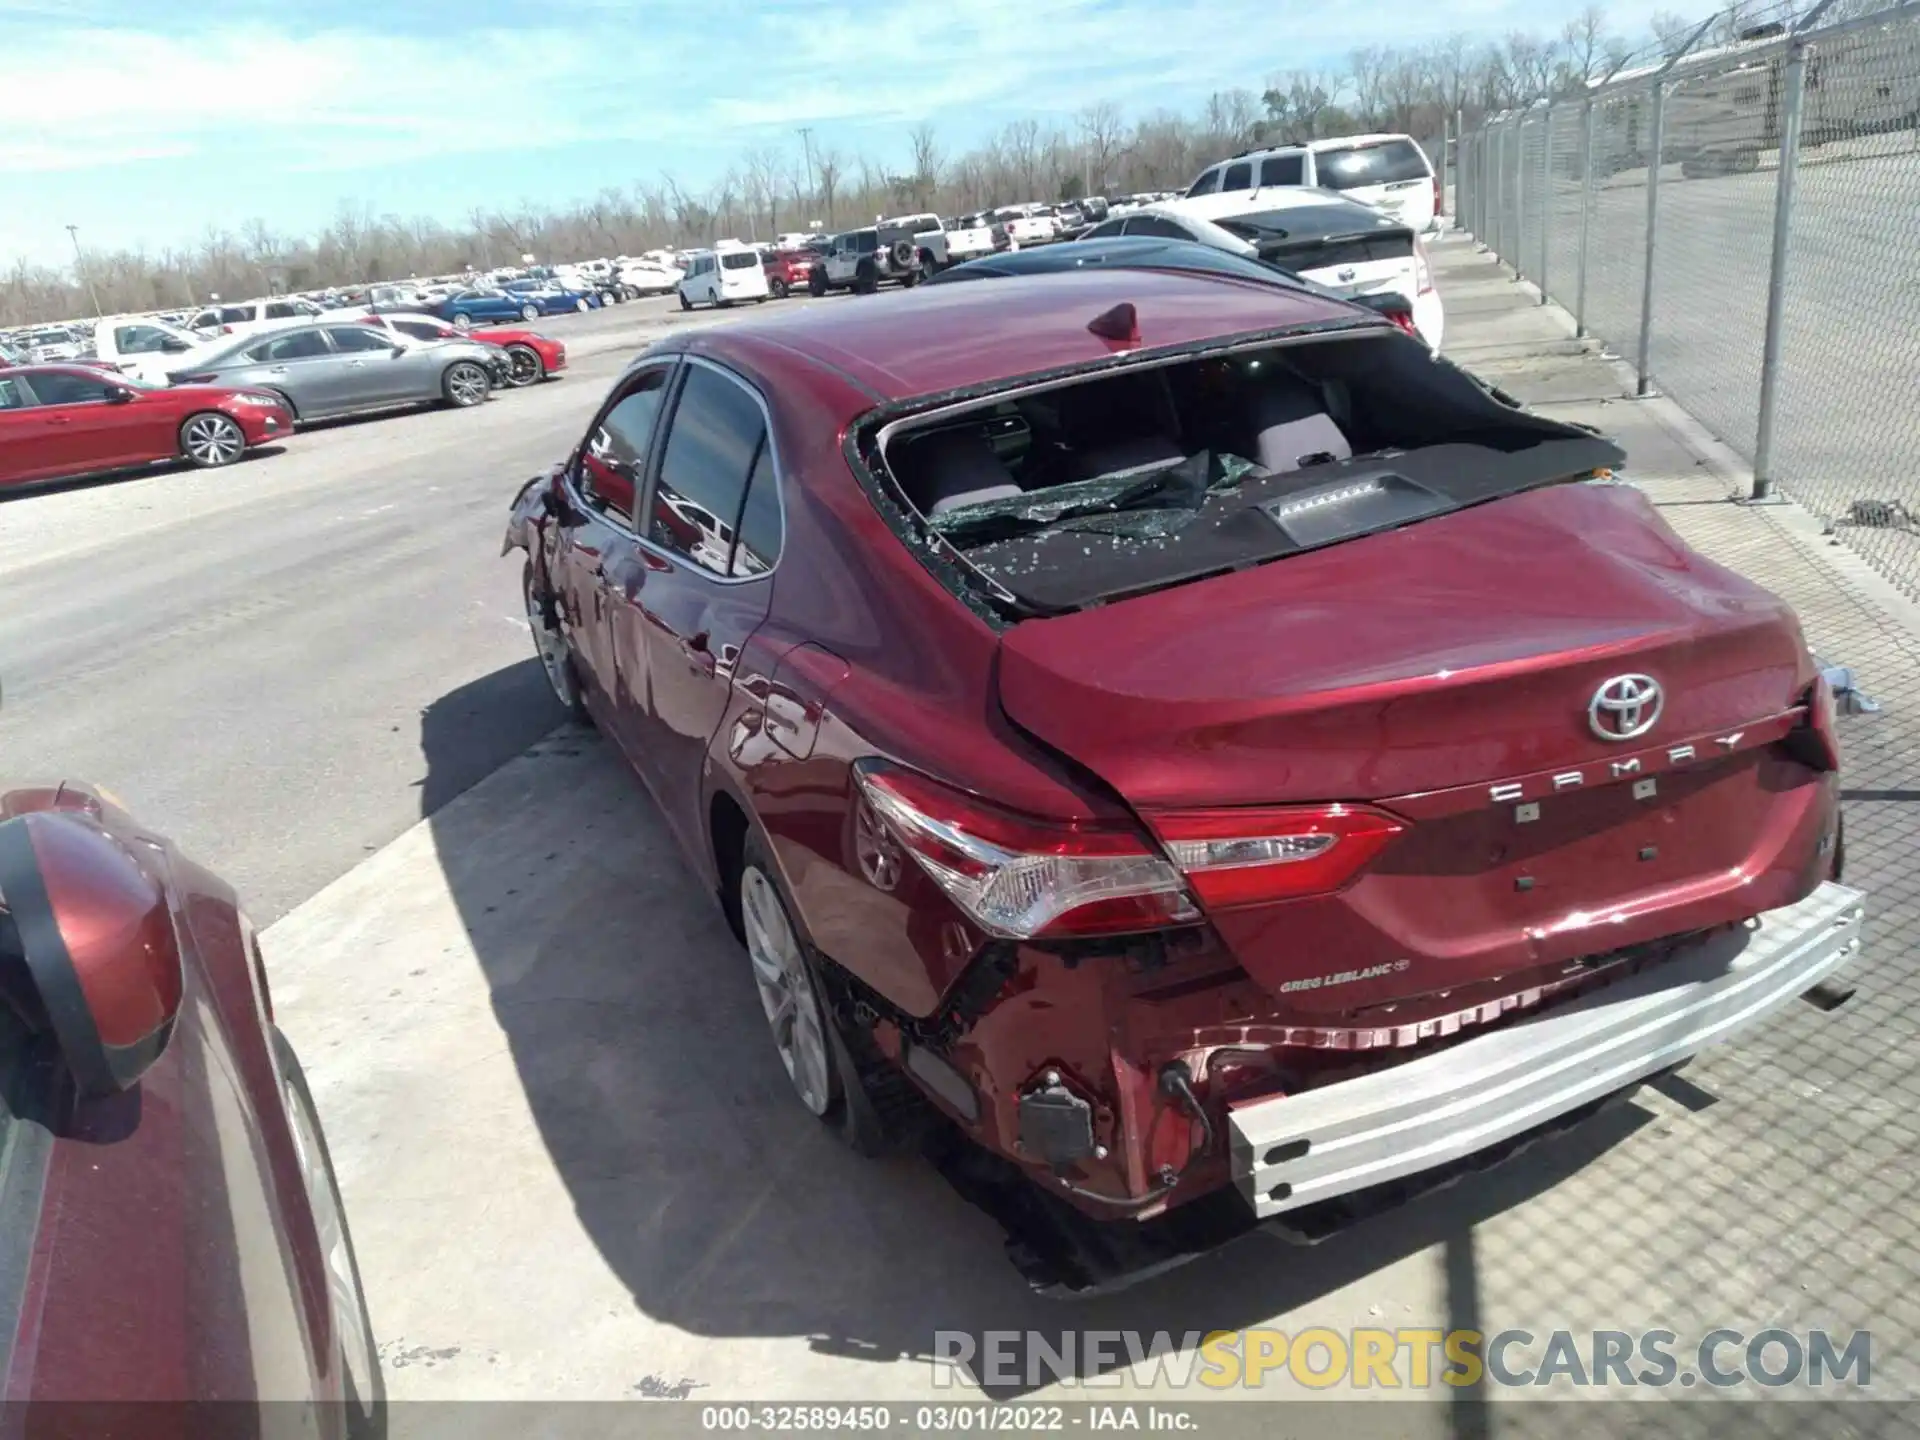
{"left": 346, "top": 359, "right": 366, "bottom": 367}
{"left": 268, "top": 367, "right": 288, "bottom": 375}
{"left": 48, "top": 415, "right": 72, "bottom": 425}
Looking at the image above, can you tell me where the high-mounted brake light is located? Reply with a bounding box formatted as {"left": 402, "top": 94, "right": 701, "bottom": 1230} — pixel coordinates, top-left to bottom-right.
{"left": 852, "top": 761, "right": 1199, "bottom": 939}
{"left": 1149, "top": 804, "right": 1407, "bottom": 909}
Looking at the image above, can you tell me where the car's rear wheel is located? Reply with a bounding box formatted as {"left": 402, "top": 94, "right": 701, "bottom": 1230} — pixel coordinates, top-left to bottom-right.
{"left": 770, "top": 278, "right": 789, "bottom": 299}
{"left": 503, "top": 343, "right": 544, "bottom": 387}
{"left": 735, "top": 835, "right": 908, "bottom": 1154}
{"left": 679, "top": 291, "right": 693, "bottom": 310}
{"left": 179, "top": 411, "right": 246, "bottom": 467}
{"left": 442, "top": 361, "right": 490, "bottom": 408}
{"left": 523, "top": 560, "right": 589, "bottom": 722}
{"left": 808, "top": 269, "right": 828, "bottom": 297}
{"left": 574, "top": 297, "right": 590, "bottom": 313}
{"left": 452, "top": 312, "right": 474, "bottom": 332}
{"left": 273, "top": 1028, "right": 386, "bottom": 1440}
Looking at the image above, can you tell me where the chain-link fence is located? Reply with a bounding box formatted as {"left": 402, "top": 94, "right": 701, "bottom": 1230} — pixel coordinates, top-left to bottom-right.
{"left": 1457, "top": 0, "right": 1920, "bottom": 601}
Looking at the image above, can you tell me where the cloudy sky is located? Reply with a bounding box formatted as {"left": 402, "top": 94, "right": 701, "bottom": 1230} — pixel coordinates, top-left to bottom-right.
{"left": 2, "top": 0, "right": 1667, "bottom": 266}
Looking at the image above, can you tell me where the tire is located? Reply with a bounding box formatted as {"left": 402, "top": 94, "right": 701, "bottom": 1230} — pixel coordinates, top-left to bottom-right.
{"left": 574, "top": 297, "right": 590, "bottom": 313}
{"left": 770, "top": 278, "right": 789, "bottom": 300}
{"left": 679, "top": 291, "right": 693, "bottom": 311}
{"left": 888, "top": 239, "right": 915, "bottom": 269}
{"left": 808, "top": 269, "right": 828, "bottom": 297}
{"left": 503, "top": 343, "right": 544, "bottom": 388}
{"left": 441, "top": 360, "right": 491, "bottom": 408}
{"left": 452, "top": 312, "right": 473, "bottom": 332}
{"left": 523, "top": 560, "right": 589, "bottom": 723}
{"left": 854, "top": 261, "right": 877, "bottom": 295}
{"left": 520, "top": 303, "right": 540, "bottom": 322}
{"left": 737, "top": 835, "right": 897, "bottom": 1155}
{"left": 273, "top": 1028, "right": 387, "bottom": 1440}
{"left": 178, "top": 411, "right": 246, "bottom": 468}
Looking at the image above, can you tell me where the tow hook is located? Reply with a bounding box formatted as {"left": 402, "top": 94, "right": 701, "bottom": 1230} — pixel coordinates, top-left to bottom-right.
{"left": 1158, "top": 1060, "right": 1216, "bottom": 1155}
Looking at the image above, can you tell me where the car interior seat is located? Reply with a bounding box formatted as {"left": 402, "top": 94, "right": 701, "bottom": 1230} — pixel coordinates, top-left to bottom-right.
{"left": 901, "top": 425, "right": 1026, "bottom": 517}
{"left": 1054, "top": 369, "right": 1187, "bottom": 483}
{"left": 1244, "top": 368, "right": 1353, "bottom": 474}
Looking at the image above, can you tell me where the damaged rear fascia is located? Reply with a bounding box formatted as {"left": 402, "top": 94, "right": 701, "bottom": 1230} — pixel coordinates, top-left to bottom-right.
{"left": 841, "top": 314, "right": 1392, "bottom": 632}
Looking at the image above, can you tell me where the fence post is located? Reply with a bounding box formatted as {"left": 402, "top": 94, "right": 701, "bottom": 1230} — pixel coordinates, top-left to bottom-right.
{"left": 1538, "top": 105, "right": 1554, "bottom": 303}
{"left": 1576, "top": 98, "right": 1595, "bottom": 335}
{"left": 1753, "top": 1, "right": 1837, "bottom": 498}
{"left": 1514, "top": 116, "right": 1529, "bottom": 282}
{"left": 1637, "top": 16, "right": 1717, "bottom": 397}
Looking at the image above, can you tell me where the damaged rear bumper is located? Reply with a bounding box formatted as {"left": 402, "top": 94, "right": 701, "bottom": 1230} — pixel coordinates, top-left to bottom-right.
{"left": 1230, "top": 881, "right": 1865, "bottom": 1220}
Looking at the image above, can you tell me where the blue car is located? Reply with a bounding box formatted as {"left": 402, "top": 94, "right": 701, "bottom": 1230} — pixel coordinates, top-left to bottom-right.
{"left": 501, "top": 280, "right": 604, "bottom": 314}
{"left": 433, "top": 289, "right": 546, "bottom": 329}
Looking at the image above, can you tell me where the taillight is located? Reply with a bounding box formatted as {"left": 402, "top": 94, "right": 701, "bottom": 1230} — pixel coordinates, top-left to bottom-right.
{"left": 1784, "top": 674, "right": 1842, "bottom": 773}
{"left": 852, "top": 761, "right": 1199, "bottom": 939}
{"left": 1414, "top": 240, "right": 1434, "bottom": 295}
{"left": 1149, "top": 805, "right": 1407, "bottom": 909}
{"left": 1388, "top": 309, "right": 1419, "bottom": 336}
{"left": 1432, "top": 175, "right": 1443, "bottom": 219}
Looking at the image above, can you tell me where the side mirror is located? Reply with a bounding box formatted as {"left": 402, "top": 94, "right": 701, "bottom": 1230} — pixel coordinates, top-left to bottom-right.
{"left": 391, "top": 344, "right": 407, "bottom": 357}
{"left": 160, "top": 338, "right": 190, "bottom": 353}
{"left": 104, "top": 384, "right": 135, "bottom": 404}
{"left": 0, "top": 811, "right": 183, "bottom": 1096}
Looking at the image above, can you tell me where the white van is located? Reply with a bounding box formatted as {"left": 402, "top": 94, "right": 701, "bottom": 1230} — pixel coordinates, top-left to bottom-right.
{"left": 1184, "top": 134, "right": 1440, "bottom": 233}
{"left": 677, "top": 249, "right": 771, "bottom": 310}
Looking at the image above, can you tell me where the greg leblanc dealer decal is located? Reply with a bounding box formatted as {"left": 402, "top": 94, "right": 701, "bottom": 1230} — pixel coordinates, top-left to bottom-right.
{"left": 1278, "top": 959, "right": 1412, "bottom": 994}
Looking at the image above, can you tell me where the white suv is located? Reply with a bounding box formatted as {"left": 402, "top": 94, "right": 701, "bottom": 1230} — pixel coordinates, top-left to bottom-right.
{"left": 677, "top": 249, "right": 771, "bottom": 309}
{"left": 185, "top": 297, "right": 327, "bottom": 339}
{"left": 1185, "top": 134, "right": 1439, "bottom": 233}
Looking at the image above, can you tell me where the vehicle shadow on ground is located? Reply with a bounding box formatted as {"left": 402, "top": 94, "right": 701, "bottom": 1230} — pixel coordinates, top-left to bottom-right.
{"left": 416, "top": 664, "right": 1653, "bottom": 1401}
{"left": 0, "top": 447, "right": 293, "bottom": 501}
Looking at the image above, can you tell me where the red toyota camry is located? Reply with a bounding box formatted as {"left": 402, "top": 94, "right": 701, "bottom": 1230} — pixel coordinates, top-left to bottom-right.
{"left": 359, "top": 312, "right": 566, "bottom": 388}
{"left": 0, "top": 364, "right": 290, "bottom": 490}
{"left": 505, "top": 268, "right": 1857, "bottom": 1289}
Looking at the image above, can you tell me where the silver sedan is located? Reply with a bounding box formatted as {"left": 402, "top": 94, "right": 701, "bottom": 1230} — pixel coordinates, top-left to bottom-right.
{"left": 165, "top": 322, "right": 505, "bottom": 423}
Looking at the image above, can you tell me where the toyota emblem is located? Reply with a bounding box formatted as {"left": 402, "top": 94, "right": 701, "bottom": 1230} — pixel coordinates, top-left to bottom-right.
{"left": 1589, "top": 674, "right": 1663, "bottom": 742}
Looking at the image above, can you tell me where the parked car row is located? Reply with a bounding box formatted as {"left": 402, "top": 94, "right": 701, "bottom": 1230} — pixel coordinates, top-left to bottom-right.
{"left": 503, "top": 210, "right": 1860, "bottom": 1295}
{"left": 0, "top": 311, "right": 567, "bottom": 493}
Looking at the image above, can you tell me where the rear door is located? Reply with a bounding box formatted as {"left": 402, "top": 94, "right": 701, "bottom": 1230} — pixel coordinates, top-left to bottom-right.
{"left": 556, "top": 362, "right": 677, "bottom": 726}
{"left": 620, "top": 358, "right": 781, "bottom": 860}
{"left": 247, "top": 328, "right": 353, "bottom": 417}
{"left": 323, "top": 325, "right": 413, "bottom": 407}
{"left": 0, "top": 374, "right": 57, "bottom": 485}
{"left": 1312, "top": 138, "right": 1436, "bottom": 229}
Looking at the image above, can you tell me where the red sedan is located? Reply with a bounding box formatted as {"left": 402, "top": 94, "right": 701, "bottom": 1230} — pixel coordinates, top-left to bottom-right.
{"left": 0, "top": 780, "right": 381, "bottom": 1423}
{"left": 762, "top": 248, "right": 818, "bottom": 299}
{"left": 0, "top": 365, "right": 289, "bottom": 490}
{"left": 359, "top": 312, "right": 566, "bottom": 388}
{"left": 504, "top": 268, "right": 1853, "bottom": 1290}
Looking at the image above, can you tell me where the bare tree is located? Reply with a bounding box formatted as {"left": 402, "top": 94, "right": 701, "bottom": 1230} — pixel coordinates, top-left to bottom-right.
{"left": 815, "top": 146, "right": 843, "bottom": 227}
{"left": 1078, "top": 101, "right": 1125, "bottom": 192}
{"left": 908, "top": 122, "right": 942, "bottom": 206}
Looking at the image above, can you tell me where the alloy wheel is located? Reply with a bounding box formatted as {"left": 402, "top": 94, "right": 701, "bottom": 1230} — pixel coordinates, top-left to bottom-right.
{"left": 182, "top": 413, "right": 244, "bottom": 466}
{"left": 742, "top": 866, "right": 831, "bottom": 1116}
{"left": 524, "top": 574, "right": 578, "bottom": 709}
{"left": 506, "top": 346, "right": 542, "bottom": 386}
{"left": 452, "top": 312, "right": 473, "bottom": 331}
{"left": 446, "top": 364, "right": 488, "bottom": 407}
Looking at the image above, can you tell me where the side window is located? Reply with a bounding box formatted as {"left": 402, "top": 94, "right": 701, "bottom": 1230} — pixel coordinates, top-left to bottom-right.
{"left": 1185, "top": 166, "right": 1222, "bottom": 197}
{"left": 0, "top": 377, "right": 30, "bottom": 409}
{"left": 26, "top": 371, "right": 114, "bottom": 405}
{"left": 577, "top": 367, "right": 671, "bottom": 523}
{"left": 648, "top": 365, "right": 769, "bottom": 577}
{"left": 1259, "top": 154, "right": 1305, "bottom": 186}
{"left": 326, "top": 327, "right": 395, "bottom": 353}
{"left": 1222, "top": 161, "right": 1252, "bottom": 191}
{"left": 115, "top": 325, "right": 169, "bottom": 354}
{"left": 1129, "top": 215, "right": 1189, "bottom": 240}
{"left": 222, "top": 306, "right": 253, "bottom": 325}
{"left": 730, "top": 441, "right": 783, "bottom": 577}
{"left": 1084, "top": 218, "right": 1124, "bottom": 239}
{"left": 190, "top": 311, "right": 218, "bottom": 329}
{"left": 264, "top": 302, "right": 298, "bottom": 320}
{"left": 248, "top": 329, "right": 331, "bottom": 362}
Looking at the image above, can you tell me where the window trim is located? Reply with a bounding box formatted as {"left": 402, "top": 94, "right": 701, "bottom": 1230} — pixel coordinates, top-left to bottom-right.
{"left": 632, "top": 354, "right": 787, "bottom": 585}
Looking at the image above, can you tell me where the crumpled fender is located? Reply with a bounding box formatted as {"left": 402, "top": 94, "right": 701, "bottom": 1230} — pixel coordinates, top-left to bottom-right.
{"left": 501, "top": 464, "right": 564, "bottom": 557}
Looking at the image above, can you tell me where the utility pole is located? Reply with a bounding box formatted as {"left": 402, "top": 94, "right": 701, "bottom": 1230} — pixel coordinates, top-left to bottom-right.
{"left": 796, "top": 127, "right": 817, "bottom": 213}
{"left": 65, "top": 224, "right": 103, "bottom": 318}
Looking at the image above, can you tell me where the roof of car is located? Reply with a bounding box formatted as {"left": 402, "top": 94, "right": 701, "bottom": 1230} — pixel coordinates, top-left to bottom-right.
{"left": 688, "top": 265, "right": 1359, "bottom": 401}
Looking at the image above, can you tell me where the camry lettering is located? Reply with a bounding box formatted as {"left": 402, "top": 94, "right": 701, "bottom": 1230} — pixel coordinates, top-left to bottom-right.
{"left": 1610, "top": 758, "right": 1642, "bottom": 777}
{"left": 1669, "top": 744, "right": 1697, "bottom": 763}
{"left": 1718, "top": 732, "right": 1745, "bottom": 749}
{"left": 1553, "top": 771, "right": 1584, "bottom": 790}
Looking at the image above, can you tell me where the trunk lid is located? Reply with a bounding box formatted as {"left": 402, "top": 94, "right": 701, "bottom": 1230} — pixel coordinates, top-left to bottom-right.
{"left": 995, "top": 483, "right": 1826, "bottom": 1008}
